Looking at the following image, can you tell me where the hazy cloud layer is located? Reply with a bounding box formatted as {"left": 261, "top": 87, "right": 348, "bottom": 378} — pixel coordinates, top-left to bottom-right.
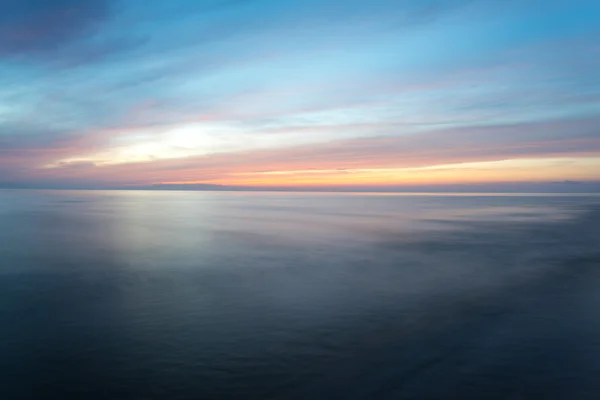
{"left": 1, "top": 0, "right": 599, "bottom": 189}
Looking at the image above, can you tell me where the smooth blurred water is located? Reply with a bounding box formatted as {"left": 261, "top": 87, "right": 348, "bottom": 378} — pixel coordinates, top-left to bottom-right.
{"left": 1, "top": 190, "right": 599, "bottom": 399}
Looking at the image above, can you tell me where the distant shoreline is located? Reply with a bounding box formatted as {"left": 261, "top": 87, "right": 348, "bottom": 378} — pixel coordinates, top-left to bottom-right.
{"left": 1, "top": 188, "right": 599, "bottom": 196}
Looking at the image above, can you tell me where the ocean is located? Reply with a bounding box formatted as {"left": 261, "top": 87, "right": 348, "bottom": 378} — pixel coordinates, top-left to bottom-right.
{"left": 1, "top": 190, "right": 599, "bottom": 399}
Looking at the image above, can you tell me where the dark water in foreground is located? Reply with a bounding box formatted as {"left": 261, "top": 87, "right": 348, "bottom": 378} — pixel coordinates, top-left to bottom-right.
{"left": 1, "top": 190, "right": 600, "bottom": 399}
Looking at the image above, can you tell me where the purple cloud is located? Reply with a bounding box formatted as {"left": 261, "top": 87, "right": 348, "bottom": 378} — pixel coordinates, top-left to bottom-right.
{"left": 0, "top": 0, "right": 114, "bottom": 57}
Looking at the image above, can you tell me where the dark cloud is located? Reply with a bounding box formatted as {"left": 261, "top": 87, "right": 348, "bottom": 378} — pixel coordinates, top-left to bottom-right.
{"left": 553, "top": 180, "right": 582, "bottom": 185}
{"left": 0, "top": 0, "right": 115, "bottom": 58}
{"left": 0, "top": 123, "right": 71, "bottom": 151}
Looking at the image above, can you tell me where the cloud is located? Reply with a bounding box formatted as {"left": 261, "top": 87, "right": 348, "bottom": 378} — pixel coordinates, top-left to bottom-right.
{"left": 1, "top": 0, "right": 599, "bottom": 190}
{"left": 0, "top": 0, "right": 115, "bottom": 58}
{"left": 0, "top": 123, "right": 72, "bottom": 151}
{"left": 15, "top": 116, "right": 598, "bottom": 189}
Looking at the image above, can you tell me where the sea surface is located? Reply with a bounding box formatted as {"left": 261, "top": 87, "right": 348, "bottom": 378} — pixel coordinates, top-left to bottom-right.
{"left": 1, "top": 190, "right": 599, "bottom": 399}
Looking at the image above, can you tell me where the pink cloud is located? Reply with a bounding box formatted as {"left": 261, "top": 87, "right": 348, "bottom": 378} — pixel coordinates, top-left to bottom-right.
{"left": 24, "top": 116, "right": 600, "bottom": 187}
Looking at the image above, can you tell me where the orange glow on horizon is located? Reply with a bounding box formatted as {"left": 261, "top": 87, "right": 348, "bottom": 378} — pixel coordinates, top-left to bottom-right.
{"left": 154, "top": 157, "right": 600, "bottom": 188}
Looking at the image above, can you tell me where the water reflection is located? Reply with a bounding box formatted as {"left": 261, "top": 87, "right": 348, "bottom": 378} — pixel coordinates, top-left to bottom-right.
{"left": 0, "top": 190, "right": 599, "bottom": 399}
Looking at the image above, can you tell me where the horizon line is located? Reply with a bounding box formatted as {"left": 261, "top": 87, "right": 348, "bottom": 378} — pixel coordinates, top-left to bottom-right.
{"left": 2, "top": 188, "right": 599, "bottom": 195}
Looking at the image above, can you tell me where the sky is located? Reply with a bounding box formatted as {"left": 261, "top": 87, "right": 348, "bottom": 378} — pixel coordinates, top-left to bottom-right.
{"left": 1, "top": 0, "right": 599, "bottom": 191}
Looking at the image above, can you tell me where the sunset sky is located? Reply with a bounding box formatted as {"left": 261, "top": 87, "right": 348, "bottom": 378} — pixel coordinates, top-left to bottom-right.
{"left": 1, "top": 0, "right": 599, "bottom": 190}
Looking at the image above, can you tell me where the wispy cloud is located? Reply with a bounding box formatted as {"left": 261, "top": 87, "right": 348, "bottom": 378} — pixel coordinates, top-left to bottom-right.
{"left": 1, "top": 0, "right": 599, "bottom": 189}
{"left": 15, "top": 117, "right": 596, "bottom": 189}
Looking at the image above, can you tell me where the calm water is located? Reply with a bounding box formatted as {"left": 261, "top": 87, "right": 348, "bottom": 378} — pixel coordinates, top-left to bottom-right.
{"left": 1, "top": 190, "right": 600, "bottom": 399}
